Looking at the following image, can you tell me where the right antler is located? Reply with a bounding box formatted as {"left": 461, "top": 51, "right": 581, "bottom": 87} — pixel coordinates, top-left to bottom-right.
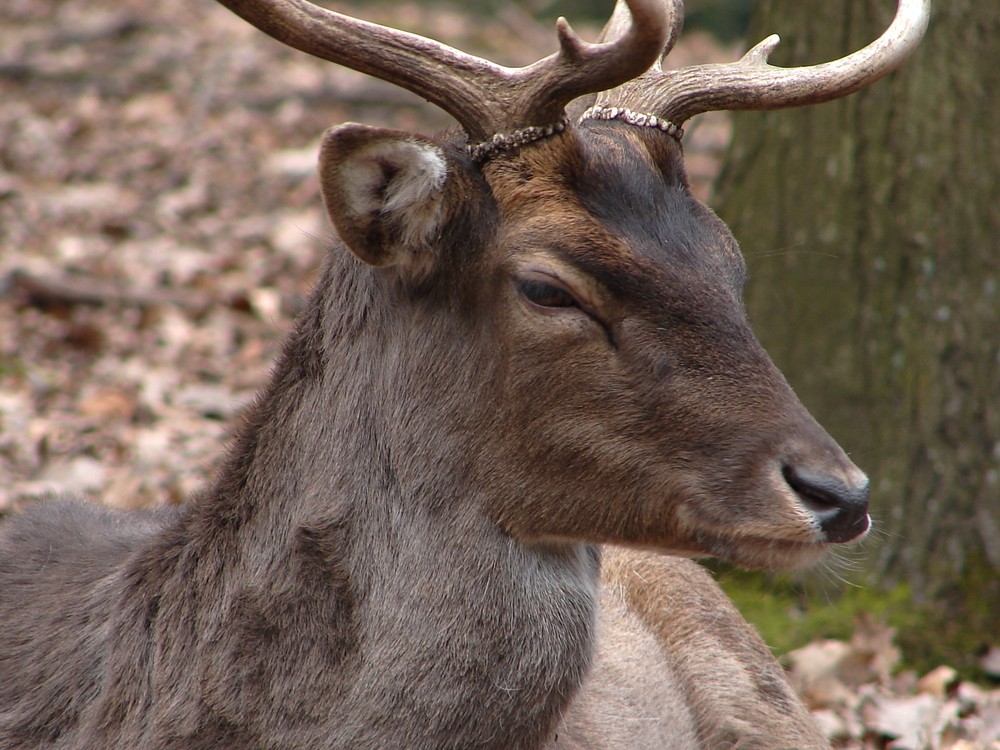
{"left": 215, "top": 0, "right": 677, "bottom": 144}
{"left": 590, "top": 0, "right": 930, "bottom": 128}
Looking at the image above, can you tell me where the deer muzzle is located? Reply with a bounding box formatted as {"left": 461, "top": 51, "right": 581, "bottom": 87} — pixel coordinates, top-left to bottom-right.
{"left": 782, "top": 462, "right": 870, "bottom": 543}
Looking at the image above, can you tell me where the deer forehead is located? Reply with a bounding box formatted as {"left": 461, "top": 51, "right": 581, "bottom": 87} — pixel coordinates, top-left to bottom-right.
{"left": 483, "top": 131, "right": 745, "bottom": 308}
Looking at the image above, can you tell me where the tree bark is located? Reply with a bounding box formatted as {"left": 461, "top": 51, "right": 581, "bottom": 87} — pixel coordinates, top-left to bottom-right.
{"left": 715, "top": 0, "right": 1000, "bottom": 607}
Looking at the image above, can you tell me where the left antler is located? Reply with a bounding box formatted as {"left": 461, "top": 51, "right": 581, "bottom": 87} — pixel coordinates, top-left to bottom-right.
{"left": 214, "top": 0, "right": 676, "bottom": 144}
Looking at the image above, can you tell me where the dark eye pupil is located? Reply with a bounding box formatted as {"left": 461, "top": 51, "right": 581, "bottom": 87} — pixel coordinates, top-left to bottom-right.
{"left": 518, "top": 279, "right": 576, "bottom": 308}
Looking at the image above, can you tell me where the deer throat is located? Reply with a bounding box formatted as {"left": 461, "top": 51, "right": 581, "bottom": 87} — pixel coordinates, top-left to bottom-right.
{"left": 350, "top": 533, "right": 601, "bottom": 747}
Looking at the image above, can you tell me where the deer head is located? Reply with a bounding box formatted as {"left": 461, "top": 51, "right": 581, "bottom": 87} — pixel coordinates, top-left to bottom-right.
{"left": 216, "top": 0, "right": 928, "bottom": 570}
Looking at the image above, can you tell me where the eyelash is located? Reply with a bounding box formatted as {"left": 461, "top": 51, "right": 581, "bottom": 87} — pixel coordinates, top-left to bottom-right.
{"left": 516, "top": 275, "right": 617, "bottom": 348}
{"left": 516, "top": 279, "right": 578, "bottom": 309}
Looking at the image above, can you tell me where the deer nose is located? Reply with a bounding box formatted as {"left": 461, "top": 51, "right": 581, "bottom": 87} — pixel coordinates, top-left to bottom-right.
{"left": 782, "top": 464, "right": 871, "bottom": 543}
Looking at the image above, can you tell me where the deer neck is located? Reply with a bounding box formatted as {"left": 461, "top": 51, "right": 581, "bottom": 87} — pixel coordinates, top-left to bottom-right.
{"left": 181, "top": 252, "right": 600, "bottom": 748}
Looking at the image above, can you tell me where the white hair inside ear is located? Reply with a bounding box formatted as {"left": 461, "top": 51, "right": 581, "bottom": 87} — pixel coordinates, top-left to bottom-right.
{"left": 320, "top": 125, "right": 450, "bottom": 268}
{"left": 343, "top": 139, "right": 446, "bottom": 238}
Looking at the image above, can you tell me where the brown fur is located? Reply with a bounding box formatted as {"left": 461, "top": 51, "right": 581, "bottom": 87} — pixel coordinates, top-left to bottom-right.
{"left": 0, "top": 120, "right": 848, "bottom": 748}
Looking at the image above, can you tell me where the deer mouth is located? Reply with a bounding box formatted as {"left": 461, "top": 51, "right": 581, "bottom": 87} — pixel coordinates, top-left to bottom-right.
{"left": 666, "top": 466, "right": 870, "bottom": 570}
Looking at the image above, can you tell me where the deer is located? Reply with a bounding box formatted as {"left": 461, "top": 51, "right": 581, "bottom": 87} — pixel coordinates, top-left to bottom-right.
{"left": 0, "top": 0, "right": 929, "bottom": 747}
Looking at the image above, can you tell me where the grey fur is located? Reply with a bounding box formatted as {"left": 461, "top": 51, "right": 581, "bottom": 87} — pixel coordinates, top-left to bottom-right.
{"left": 1, "top": 127, "right": 840, "bottom": 749}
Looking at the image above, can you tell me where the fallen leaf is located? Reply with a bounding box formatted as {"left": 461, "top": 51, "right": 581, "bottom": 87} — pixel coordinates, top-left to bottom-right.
{"left": 860, "top": 691, "right": 940, "bottom": 749}
{"left": 919, "top": 666, "right": 960, "bottom": 698}
{"left": 981, "top": 647, "right": 1000, "bottom": 680}
{"left": 79, "top": 387, "right": 136, "bottom": 421}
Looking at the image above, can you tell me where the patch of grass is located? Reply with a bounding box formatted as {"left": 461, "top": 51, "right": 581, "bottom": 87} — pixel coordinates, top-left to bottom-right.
{"left": 708, "top": 561, "right": 998, "bottom": 681}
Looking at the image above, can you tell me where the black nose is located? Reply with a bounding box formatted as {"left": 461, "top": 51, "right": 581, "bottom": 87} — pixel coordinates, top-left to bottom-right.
{"left": 783, "top": 465, "right": 870, "bottom": 543}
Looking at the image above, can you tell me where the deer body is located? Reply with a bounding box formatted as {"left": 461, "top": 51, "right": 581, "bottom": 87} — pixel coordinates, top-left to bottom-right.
{"left": 0, "top": 508, "right": 820, "bottom": 749}
{"left": 0, "top": 0, "right": 928, "bottom": 747}
{"left": 1, "top": 126, "right": 835, "bottom": 750}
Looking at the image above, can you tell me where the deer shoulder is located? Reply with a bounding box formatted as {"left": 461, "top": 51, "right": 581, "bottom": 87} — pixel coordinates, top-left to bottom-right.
{"left": 557, "top": 548, "right": 828, "bottom": 749}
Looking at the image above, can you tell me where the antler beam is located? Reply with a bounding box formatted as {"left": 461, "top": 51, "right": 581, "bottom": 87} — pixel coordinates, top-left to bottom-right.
{"left": 595, "top": 0, "right": 931, "bottom": 126}
{"left": 215, "top": 0, "right": 677, "bottom": 143}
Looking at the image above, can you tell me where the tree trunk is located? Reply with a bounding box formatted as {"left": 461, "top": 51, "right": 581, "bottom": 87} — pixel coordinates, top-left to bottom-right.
{"left": 715, "top": 0, "right": 1000, "bottom": 615}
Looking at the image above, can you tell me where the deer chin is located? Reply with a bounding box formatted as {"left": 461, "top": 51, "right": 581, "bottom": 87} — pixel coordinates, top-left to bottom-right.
{"left": 690, "top": 533, "right": 832, "bottom": 571}
{"left": 641, "top": 531, "right": 828, "bottom": 571}
{"left": 658, "top": 502, "right": 830, "bottom": 570}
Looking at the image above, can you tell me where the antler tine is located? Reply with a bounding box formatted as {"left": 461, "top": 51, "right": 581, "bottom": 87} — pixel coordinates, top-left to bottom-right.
{"left": 595, "top": 0, "right": 929, "bottom": 127}
{"left": 215, "top": 0, "right": 671, "bottom": 145}
{"left": 597, "top": 0, "right": 684, "bottom": 69}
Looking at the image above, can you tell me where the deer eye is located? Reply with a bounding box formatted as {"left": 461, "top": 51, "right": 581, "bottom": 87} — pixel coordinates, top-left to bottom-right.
{"left": 517, "top": 278, "right": 577, "bottom": 309}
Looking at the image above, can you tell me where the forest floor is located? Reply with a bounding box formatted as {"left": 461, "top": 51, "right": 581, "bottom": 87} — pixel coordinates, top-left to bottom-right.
{"left": 1, "top": 0, "right": 997, "bottom": 747}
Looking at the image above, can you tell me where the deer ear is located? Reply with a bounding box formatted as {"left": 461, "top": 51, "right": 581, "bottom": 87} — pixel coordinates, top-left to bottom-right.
{"left": 319, "top": 124, "right": 450, "bottom": 268}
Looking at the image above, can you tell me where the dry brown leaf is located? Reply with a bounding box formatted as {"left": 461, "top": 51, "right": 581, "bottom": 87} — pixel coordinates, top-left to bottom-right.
{"left": 919, "top": 666, "right": 961, "bottom": 698}
{"left": 78, "top": 387, "right": 137, "bottom": 421}
{"left": 860, "top": 691, "right": 941, "bottom": 748}
{"left": 981, "top": 647, "right": 1000, "bottom": 680}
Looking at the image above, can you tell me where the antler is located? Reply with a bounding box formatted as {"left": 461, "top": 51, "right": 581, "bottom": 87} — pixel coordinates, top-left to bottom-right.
{"left": 215, "top": 0, "right": 676, "bottom": 144}
{"left": 592, "top": 0, "right": 930, "bottom": 127}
